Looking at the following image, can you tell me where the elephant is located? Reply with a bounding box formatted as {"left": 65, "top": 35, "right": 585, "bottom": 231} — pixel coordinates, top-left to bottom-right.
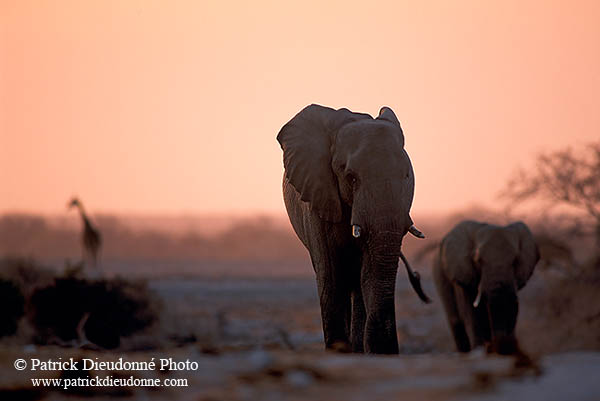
{"left": 433, "top": 220, "right": 539, "bottom": 355}
{"left": 277, "top": 104, "right": 429, "bottom": 354}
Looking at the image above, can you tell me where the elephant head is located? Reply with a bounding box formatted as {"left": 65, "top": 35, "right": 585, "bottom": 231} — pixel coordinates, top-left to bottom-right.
{"left": 277, "top": 104, "right": 424, "bottom": 232}
{"left": 439, "top": 220, "right": 539, "bottom": 354}
{"left": 279, "top": 103, "right": 425, "bottom": 234}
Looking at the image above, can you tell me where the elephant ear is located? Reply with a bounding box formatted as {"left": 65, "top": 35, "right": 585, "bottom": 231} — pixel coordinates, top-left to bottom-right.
{"left": 277, "top": 104, "right": 370, "bottom": 222}
{"left": 508, "top": 222, "right": 540, "bottom": 289}
{"left": 377, "top": 106, "right": 402, "bottom": 129}
{"left": 377, "top": 106, "right": 406, "bottom": 148}
{"left": 440, "top": 221, "right": 483, "bottom": 287}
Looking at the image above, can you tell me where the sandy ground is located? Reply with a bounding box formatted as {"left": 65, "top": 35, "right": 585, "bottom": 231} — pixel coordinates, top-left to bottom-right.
{"left": 1, "top": 270, "right": 599, "bottom": 400}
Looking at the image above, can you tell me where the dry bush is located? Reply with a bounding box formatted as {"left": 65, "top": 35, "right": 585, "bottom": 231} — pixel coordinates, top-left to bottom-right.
{"left": 29, "top": 276, "right": 160, "bottom": 349}
{"left": 502, "top": 141, "right": 600, "bottom": 270}
{"left": 0, "top": 279, "right": 24, "bottom": 337}
{"left": 518, "top": 272, "right": 600, "bottom": 355}
{"left": 0, "top": 257, "right": 55, "bottom": 296}
{"left": 0, "top": 258, "right": 53, "bottom": 339}
{"left": 0, "top": 257, "right": 160, "bottom": 349}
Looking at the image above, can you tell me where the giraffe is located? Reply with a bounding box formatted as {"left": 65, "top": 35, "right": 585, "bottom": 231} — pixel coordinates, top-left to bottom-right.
{"left": 68, "top": 197, "right": 102, "bottom": 268}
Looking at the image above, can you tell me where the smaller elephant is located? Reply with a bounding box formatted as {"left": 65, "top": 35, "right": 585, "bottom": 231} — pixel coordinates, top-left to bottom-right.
{"left": 433, "top": 220, "right": 539, "bottom": 354}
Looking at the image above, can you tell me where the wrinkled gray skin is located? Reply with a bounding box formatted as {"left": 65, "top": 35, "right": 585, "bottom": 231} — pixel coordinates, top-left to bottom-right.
{"left": 433, "top": 220, "right": 539, "bottom": 354}
{"left": 278, "top": 104, "right": 425, "bottom": 354}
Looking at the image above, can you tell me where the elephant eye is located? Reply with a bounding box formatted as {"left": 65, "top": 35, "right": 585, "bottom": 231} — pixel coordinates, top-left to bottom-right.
{"left": 346, "top": 172, "right": 357, "bottom": 185}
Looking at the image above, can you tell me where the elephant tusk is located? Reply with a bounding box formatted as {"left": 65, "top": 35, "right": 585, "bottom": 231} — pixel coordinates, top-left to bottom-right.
{"left": 408, "top": 225, "right": 425, "bottom": 239}
{"left": 473, "top": 281, "right": 483, "bottom": 308}
{"left": 352, "top": 225, "right": 361, "bottom": 238}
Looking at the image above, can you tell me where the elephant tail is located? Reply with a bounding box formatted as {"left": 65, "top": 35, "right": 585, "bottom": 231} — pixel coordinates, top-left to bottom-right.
{"left": 400, "top": 251, "right": 431, "bottom": 304}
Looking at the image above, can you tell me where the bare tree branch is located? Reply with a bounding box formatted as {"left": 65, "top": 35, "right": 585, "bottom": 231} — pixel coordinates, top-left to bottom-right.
{"left": 501, "top": 141, "right": 600, "bottom": 253}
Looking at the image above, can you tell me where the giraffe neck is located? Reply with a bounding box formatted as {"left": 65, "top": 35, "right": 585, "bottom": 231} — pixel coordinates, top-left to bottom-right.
{"left": 77, "top": 204, "right": 92, "bottom": 227}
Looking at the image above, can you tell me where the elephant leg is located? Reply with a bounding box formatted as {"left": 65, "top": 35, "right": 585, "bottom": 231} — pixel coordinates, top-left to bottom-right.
{"left": 471, "top": 296, "right": 492, "bottom": 346}
{"left": 453, "top": 284, "right": 478, "bottom": 347}
{"left": 284, "top": 181, "right": 352, "bottom": 350}
{"left": 350, "top": 286, "right": 366, "bottom": 352}
{"left": 433, "top": 264, "right": 470, "bottom": 352}
{"left": 311, "top": 251, "right": 352, "bottom": 351}
{"left": 454, "top": 284, "right": 490, "bottom": 348}
{"left": 315, "top": 274, "right": 351, "bottom": 351}
{"left": 360, "top": 267, "right": 400, "bottom": 354}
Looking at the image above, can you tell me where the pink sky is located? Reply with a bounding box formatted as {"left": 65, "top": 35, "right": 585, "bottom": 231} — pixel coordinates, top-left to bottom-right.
{"left": 1, "top": 1, "right": 599, "bottom": 216}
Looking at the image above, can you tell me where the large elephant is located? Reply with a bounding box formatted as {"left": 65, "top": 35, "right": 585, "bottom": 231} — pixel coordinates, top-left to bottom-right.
{"left": 433, "top": 220, "right": 539, "bottom": 354}
{"left": 277, "top": 104, "right": 429, "bottom": 354}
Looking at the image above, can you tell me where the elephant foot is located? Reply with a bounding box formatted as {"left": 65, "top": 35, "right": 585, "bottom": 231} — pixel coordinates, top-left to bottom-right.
{"left": 485, "top": 335, "right": 518, "bottom": 355}
{"left": 350, "top": 341, "right": 364, "bottom": 353}
{"left": 486, "top": 336, "right": 542, "bottom": 376}
{"left": 512, "top": 349, "right": 543, "bottom": 376}
{"left": 327, "top": 340, "right": 352, "bottom": 353}
{"left": 451, "top": 321, "right": 471, "bottom": 353}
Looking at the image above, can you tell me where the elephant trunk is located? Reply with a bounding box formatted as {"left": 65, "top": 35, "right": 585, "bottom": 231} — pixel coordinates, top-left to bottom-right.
{"left": 350, "top": 182, "right": 412, "bottom": 240}
{"left": 353, "top": 199, "right": 430, "bottom": 304}
{"left": 351, "top": 191, "right": 422, "bottom": 353}
{"left": 361, "top": 232, "right": 403, "bottom": 354}
{"left": 485, "top": 284, "right": 519, "bottom": 355}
